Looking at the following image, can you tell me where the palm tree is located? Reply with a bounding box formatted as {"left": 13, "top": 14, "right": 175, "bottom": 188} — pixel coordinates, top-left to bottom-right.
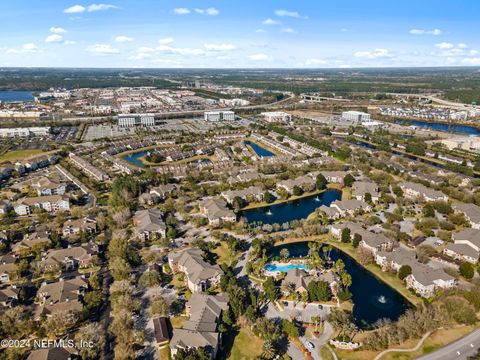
{"left": 323, "top": 244, "right": 333, "bottom": 261}
{"left": 279, "top": 248, "right": 290, "bottom": 261}
{"left": 341, "top": 273, "right": 352, "bottom": 289}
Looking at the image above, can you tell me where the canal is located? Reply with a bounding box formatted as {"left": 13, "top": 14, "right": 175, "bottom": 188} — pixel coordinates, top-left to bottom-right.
{"left": 238, "top": 189, "right": 341, "bottom": 225}
{"left": 270, "top": 241, "right": 412, "bottom": 328}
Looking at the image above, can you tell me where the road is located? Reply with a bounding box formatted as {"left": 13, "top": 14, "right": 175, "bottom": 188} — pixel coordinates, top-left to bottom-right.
{"left": 416, "top": 328, "right": 480, "bottom": 360}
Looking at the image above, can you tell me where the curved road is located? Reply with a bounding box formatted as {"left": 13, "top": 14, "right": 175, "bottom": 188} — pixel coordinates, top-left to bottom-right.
{"left": 416, "top": 328, "right": 480, "bottom": 360}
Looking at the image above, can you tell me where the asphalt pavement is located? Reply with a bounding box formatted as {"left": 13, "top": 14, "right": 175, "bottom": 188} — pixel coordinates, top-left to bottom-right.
{"left": 415, "top": 328, "right": 480, "bottom": 360}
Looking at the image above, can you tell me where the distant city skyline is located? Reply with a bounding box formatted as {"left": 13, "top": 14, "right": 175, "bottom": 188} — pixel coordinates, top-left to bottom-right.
{"left": 0, "top": 0, "right": 479, "bottom": 68}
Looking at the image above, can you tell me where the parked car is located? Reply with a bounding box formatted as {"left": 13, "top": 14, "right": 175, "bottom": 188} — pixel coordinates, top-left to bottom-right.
{"left": 306, "top": 341, "right": 315, "bottom": 350}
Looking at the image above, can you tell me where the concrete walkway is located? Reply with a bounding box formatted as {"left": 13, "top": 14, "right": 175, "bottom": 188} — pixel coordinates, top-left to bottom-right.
{"left": 373, "top": 331, "right": 432, "bottom": 360}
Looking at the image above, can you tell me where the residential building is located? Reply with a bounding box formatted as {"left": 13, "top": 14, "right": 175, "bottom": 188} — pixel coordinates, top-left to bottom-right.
{"left": 31, "top": 176, "right": 66, "bottom": 196}
{"left": 198, "top": 198, "right": 236, "bottom": 225}
{"left": 38, "top": 244, "right": 98, "bottom": 272}
{"left": 452, "top": 203, "right": 480, "bottom": 229}
{"left": 14, "top": 195, "right": 70, "bottom": 215}
{"left": 68, "top": 153, "right": 108, "bottom": 181}
{"left": 443, "top": 228, "right": 480, "bottom": 264}
{"left": 399, "top": 181, "right": 448, "bottom": 202}
{"left": 320, "top": 171, "right": 348, "bottom": 183}
{"left": 221, "top": 186, "right": 263, "bottom": 204}
{"left": 35, "top": 276, "right": 88, "bottom": 319}
{"left": 150, "top": 184, "right": 177, "bottom": 200}
{"left": 277, "top": 174, "right": 316, "bottom": 194}
{"left": 351, "top": 181, "right": 380, "bottom": 202}
{"left": 133, "top": 208, "right": 166, "bottom": 241}
{"left": 62, "top": 217, "right": 97, "bottom": 237}
{"left": 405, "top": 264, "right": 456, "bottom": 298}
{"left": 0, "top": 255, "right": 16, "bottom": 284}
{"left": 168, "top": 248, "right": 223, "bottom": 293}
{"left": 170, "top": 293, "right": 229, "bottom": 358}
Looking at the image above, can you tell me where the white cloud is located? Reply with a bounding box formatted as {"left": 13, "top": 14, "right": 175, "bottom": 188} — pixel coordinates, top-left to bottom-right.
{"left": 274, "top": 9, "right": 301, "bottom": 18}
{"left": 64, "top": 40, "right": 76, "bottom": 45}
{"left": 63, "top": 5, "right": 86, "bottom": 14}
{"left": 115, "top": 35, "right": 133, "bottom": 43}
{"left": 281, "top": 27, "right": 297, "bottom": 33}
{"left": 249, "top": 53, "right": 270, "bottom": 61}
{"left": 339, "top": 64, "right": 352, "bottom": 68}
{"left": 205, "top": 8, "right": 219, "bottom": 16}
{"left": 470, "top": 50, "right": 479, "bottom": 56}
{"left": 305, "top": 58, "right": 327, "bottom": 66}
{"left": 6, "top": 43, "right": 39, "bottom": 54}
{"left": 256, "top": 29, "right": 265, "bottom": 33}
{"left": 458, "top": 43, "right": 468, "bottom": 49}
{"left": 86, "top": 43, "right": 119, "bottom": 55}
{"left": 194, "top": 7, "right": 219, "bottom": 15}
{"left": 173, "top": 8, "right": 190, "bottom": 15}
{"left": 262, "top": 18, "right": 281, "bottom": 25}
{"left": 45, "top": 34, "right": 63, "bottom": 43}
{"left": 87, "top": 4, "right": 118, "bottom": 12}
{"left": 158, "top": 38, "right": 174, "bottom": 45}
{"left": 435, "top": 42, "right": 454, "bottom": 49}
{"left": 409, "top": 28, "right": 442, "bottom": 35}
{"left": 340, "top": 28, "right": 348, "bottom": 32}
{"left": 204, "top": 43, "right": 236, "bottom": 51}
{"left": 157, "top": 45, "right": 204, "bottom": 56}
{"left": 50, "top": 27, "right": 66, "bottom": 34}
{"left": 354, "top": 48, "right": 392, "bottom": 59}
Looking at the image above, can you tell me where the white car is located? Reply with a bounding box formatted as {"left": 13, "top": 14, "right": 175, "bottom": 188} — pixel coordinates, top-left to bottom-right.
{"left": 306, "top": 341, "right": 315, "bottom": 350}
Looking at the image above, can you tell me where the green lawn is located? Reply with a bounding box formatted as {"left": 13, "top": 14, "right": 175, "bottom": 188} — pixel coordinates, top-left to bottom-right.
{"left": 0, "top": 149, "right": 44, "bottom": 163}
{"left": 228, "top": 327, "right": 264, "bottom": 360}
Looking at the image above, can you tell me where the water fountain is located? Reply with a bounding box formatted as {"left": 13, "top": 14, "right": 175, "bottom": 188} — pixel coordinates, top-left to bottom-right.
{"left": 314, "top": 196, "right": 320, "bottom": 202}
{"left": 266, "top": 209, "right": 273, "bottom": 216}
{"left": 378, "top": 295, "right": 387, "bottom": 304}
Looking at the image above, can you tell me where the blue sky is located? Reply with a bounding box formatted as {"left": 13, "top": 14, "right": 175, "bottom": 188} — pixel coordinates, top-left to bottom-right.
{"left": 0, "top": 0, "right": 479, "bottom": 68}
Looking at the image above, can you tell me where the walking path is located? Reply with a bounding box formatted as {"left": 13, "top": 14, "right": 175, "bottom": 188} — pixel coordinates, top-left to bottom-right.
{"left": 373, "top": 331, "right": 432, "bottom": 360}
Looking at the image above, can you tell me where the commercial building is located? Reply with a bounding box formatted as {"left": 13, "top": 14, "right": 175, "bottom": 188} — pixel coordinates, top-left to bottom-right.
{"left": 260, "top": 111, "right": 292, "bottom": 123}
{"left": 341, "top": 111, "right": 371, "bottom": 122}
{"left": 0, "top": 127, "right": 51, "bottom": 138}
{"left": 118, "top": 113, "right": 155, "bottom": 127}
{"left": 204, "top": 111, "right": 235, "bottom": 122}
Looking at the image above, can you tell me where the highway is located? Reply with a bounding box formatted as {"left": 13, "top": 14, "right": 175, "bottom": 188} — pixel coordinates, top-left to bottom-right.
{"left": 416, "top": 328, "right": 480, "bottom": 360}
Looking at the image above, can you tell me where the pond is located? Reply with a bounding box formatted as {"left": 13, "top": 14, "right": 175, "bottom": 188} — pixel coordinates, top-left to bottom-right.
{"left": 120, "top": 149, "right": 156, "bottom": 168}
{"left": 0, "top": 91, "right": 34, "bottom": 103}
{"left": 269, "top": 241, "right": 412, "bottom": 328}
{"left": 238, "top": 189, "right": 341, "bottom": 225}
{"left": 245, "top": 140, "right": 276, "bottom": 157}
{"left": 395, "top": 119, "right": 480, "bottom": 136}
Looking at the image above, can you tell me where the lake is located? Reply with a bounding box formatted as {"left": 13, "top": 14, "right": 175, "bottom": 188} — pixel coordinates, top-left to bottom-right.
{"left": 0, "top": 91, "right": 34, "bottom": 103}
{"left": 270, "top": 241, "right": 411, "bottom": 327}
{"left": 245, "top": 140, "right": 276, "bottom": 157}
{"left": 238, "top": 189, "right": 341, "bottom": 225}
{"left": 395, "top": 119, "right": 480, "bottom": 136}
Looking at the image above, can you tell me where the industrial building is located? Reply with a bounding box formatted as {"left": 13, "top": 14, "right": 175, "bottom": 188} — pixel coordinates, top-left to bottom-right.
{"left": 118, "top": 113, "right": 155, "bottom": 127}
{"left": 204, "top": 111, "right": 235, "bottom": 122}
{"left": 0, "top": 127, "right": 51, "bottom": 138}
{"left": 342, "top": 111, "right": 371, "bottom": 122}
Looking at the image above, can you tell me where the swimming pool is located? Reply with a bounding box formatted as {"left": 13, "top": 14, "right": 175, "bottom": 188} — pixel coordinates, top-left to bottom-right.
{"left": 264, "top": 263, "right": 307, "bottom": 272}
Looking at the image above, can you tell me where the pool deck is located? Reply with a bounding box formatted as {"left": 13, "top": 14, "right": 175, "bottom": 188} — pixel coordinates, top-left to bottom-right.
{"left": 264, "top": 260, "right": 308, "bottom": 276}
